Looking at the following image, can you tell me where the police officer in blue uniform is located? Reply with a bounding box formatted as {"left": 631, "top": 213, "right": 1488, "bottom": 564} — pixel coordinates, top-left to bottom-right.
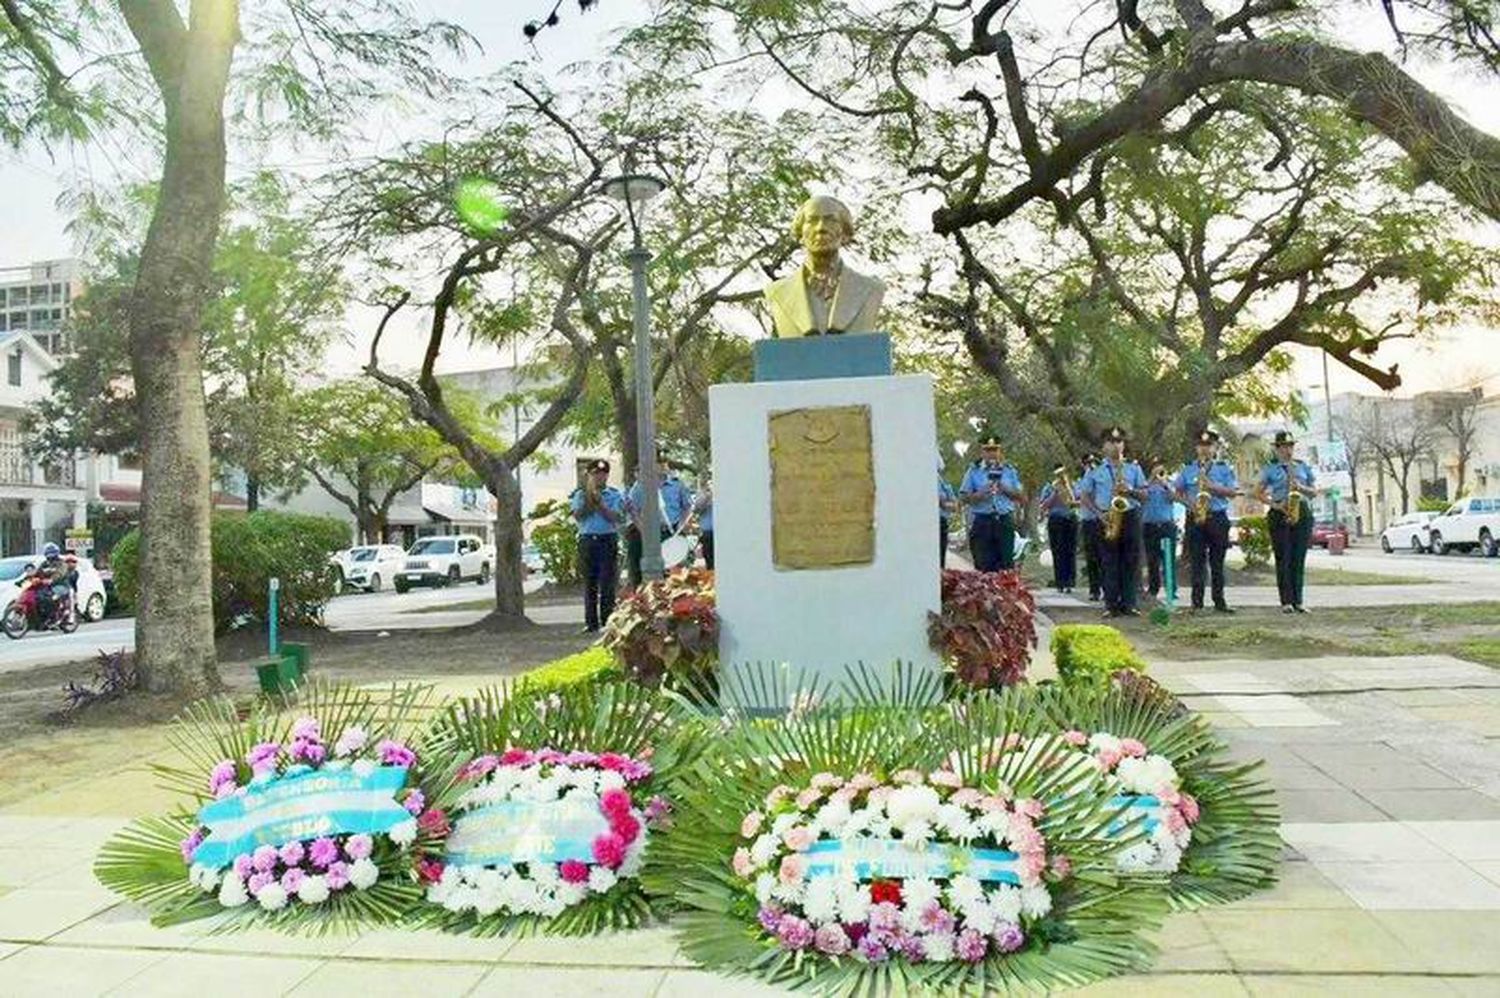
{"left": 570, "top": 459, "right": 626, "bottom": 633}
{"left": 1257, "top": 430, "right": 1321, "bottom": 614}
{"left": 690, "top": 484, "right": 715, "bottom": 570}
{"left": 626, "top": 449, "right": 694, "bottom": 588}
{"left": 1080, "top": 426, "right": 1147, "bottom": 617}
{"left": 960, "top": 436, "right": 1024, "bottom": 572}
{"left": 939, "top": 463, "right": 958, "bottom": 569}
{"left": 1141, "top": 457, "right": 1179, "bottom": 604}
{"left": 1038, "top": 465, "right": 1078, "bottom": 592}
{"left": 1077, "top": 454, "right": 1103, "bottom": 601}
{"left": 1176, "top": 430, "right": 1239, "bottom": 613}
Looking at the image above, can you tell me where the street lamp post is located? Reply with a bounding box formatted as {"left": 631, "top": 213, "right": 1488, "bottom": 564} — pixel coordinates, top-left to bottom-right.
{"left": 604, "top": 172, "right": 668, "bottom": 581}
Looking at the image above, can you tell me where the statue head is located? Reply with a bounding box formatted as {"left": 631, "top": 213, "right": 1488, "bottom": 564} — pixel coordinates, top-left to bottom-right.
{"left": 791, "top": 195, "right": 856, "bottom": 258}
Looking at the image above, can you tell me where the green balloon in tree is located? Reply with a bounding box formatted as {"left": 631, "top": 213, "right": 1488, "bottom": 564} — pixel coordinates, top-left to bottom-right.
{"left": 453, "top": 177, "right": 510, "bottom": 235}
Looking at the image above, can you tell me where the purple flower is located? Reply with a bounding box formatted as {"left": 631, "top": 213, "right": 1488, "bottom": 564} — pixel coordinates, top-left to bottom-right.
{"left": 179, "top": 829, "right": 205, "bottom": 863}
{"left": 325, "top": 861, "right": 351, "bottom": 890}
{"left": 308, "top": 837, "right": 339, "bottom": 869}
{"left": 898, "top": 934, "right": 927, "bottom": 962}
{"left": 344, "top": 834, "right": 373, "bottom": 860}
{"left": 993, "top": 922, "right": 1026, "bottom": 954}
{"left": 247, "top": 742, "right": 281, "bottom": 774}
{"left": 813, "top": 923, "right": 851, "bottom": 956}
{"left": 247, "top": 871, "right": 274, "bottom": 895}
{"left": 291, "top": 717, "right": 321, "bottom": 741}
{"left": 403, "top": 789, "right": 426, "bottom": 817}
{"left": 208, "top": 760, "right": 237, "bottom": 794}
{"left": 867, "top": 901, "right": 902, "bottom": 933}
{"left": 644, "top": 795, "right": 673, "bottom": 828}
{"left": 251, "top": 845, "right": 279, "bottom": 873}
{"left": 956, "top": 928, "right": 988, "bottom": 963}
{"left": 776, "top": 914, "right": 815, "bottom": 951}
{"left": 377, "top": 740, "right": 416, "bottom": 767}
{"left": 756, "top": 905, "right": 783, "bottom": 935}
{"left": 854, "top": 935, "right": 889, "bottom": 963}
{"left": 278, "top": 841, "right": 305, "bottom": 867}
{"left": 918, "top": 902, "right": 956, "bottom": 936}
{"left": 290, "top": 738, "right": 326, "bottom": 766}
{"left": 280, "top": 867, "right": 306, "bottom": 895}
{"left": 622, "top": 759, "right": 654, "bottom": 782}
{"left": 232, "top": 854, "right": 253, "bottom": 880}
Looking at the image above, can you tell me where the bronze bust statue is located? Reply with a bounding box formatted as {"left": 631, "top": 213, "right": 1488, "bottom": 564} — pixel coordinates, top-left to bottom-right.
{"left": 764, "top": 195, "right": 885, "bottom": 338}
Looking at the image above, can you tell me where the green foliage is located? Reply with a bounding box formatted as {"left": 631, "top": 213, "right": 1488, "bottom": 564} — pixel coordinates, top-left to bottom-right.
{"left": 527, "top": 499, "right": 581, "bottom": 587}
{"left": 1052, "top": 625, "right": 1147, "bottom": 690}
{"left": 515, "top": 646, "right": 621, "bottom": 694}
{"left": 1238, "top": 515, "right": 1272, "bottom": 570}
{"left": 1417, "top": 496, "right": 1451, "bottom": 513}
{"left": 112, "top": 511, "right": 350, "bottom": 633}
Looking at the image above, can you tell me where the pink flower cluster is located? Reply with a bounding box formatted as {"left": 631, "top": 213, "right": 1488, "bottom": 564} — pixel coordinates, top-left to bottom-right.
{"left": 458, "top": 747, "right": 653, "bottom": 784}
{"left": 207, "top": 720, "right": 417, "bottom": 795}
{"left": 225, "top": 833, "right": 376, "bottom": 904}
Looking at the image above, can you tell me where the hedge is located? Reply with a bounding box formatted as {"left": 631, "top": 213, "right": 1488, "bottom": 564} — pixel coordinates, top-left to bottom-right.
{"left": 1238, "top": 515, "right": 1271, "bottom": 570}
{"left": 515, "top": 645, "right": 621, "bottom": 693}
{"left": 112, "top": 511, "right": 350, "bottom": 634}
{"left": 1052, "top": 624, "right": 1147, "bottom": 689}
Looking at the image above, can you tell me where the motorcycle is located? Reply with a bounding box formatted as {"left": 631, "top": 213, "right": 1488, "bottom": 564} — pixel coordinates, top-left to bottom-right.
{"left": 3, "top": 575, "right": 79, "bottom": 639}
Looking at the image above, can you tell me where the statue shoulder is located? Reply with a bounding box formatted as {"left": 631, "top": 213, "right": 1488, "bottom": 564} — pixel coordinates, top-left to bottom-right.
{"left": 841, "top": 265, "right": 886, "bottom": 296}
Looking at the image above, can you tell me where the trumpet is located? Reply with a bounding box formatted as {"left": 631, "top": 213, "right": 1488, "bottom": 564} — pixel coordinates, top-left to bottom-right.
{"left": 1104, "top": 479, "right": 1131, "bottom": 542}
{"left": 1052, "top": 466, "right": 1078, "bottom": 507}
{"left": 1151, "top": 463, "right": 1168, "bottom": 482}
{"left": 583, "top": 477, "right": 603, "bottom": 511}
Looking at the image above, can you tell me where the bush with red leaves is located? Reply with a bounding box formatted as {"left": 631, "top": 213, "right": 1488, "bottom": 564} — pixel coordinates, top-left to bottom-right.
{"left": 927, "top": 569, "right": 1038, "bottom": 690}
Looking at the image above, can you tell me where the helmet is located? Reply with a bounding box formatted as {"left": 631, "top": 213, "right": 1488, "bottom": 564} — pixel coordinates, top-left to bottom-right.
{"left": 42, "top": 542, "right": 60, "bottom": 558}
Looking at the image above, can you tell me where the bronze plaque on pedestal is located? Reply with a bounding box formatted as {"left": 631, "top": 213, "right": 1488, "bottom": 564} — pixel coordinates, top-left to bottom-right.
{"left": 769, "top": 405, "right": 875, "bottom": 569}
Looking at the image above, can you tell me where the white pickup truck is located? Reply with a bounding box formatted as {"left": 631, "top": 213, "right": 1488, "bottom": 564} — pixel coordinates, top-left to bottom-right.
{"left": 394, "top": 534, "right": 494, "bottom": 592}
{"left": 1427, "top": 497, "right": 1500, "bottom": 558}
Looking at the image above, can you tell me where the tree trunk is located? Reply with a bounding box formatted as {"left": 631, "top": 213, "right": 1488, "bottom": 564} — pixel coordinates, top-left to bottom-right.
{"left": 123, "top": 0, "right": 240, "bottom": 698}
{"left": 245, "top": 471, "right": 260, "bottom": 512}
{"left": 488, "top": 468, "right": 528, "bottom": 627}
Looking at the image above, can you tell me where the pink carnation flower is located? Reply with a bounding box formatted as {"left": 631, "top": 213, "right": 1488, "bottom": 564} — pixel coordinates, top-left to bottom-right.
{"left": 765, "top": 785, "right": 795, "bottom": 807}
{"left": 951, "top": 788, "right": 983, "bottom": 808}
{"left": 892, "top": 769, "right": 925, "bottom": 785}
{"left": 732, "top": 848, "right": 754, "bottom": 877}
{"left": 280, "top": 867, "right": 305, "bottom": 895}
{"left": 1156, "top": 785, "right": 1182, "bottom": 807}
{"left": 782, "top": 826, "right": 815, "bottom": 852}
{"left": 1020, "top": 851, "right": 1048, "bottom": 883}
{"left": 1179, "top": 793, "right": 1201, "bottom": 824}
{"left": 308, "top": 837, "right": 339, "bottom": 869}
{"left": 247, "top": 871, "right": 274, "bottom": 895}
{"left": 499, "top": 748, "right": 532, "bottom": 766}
{"left": 377, "top": 740, "right": 416, "bottom": 767}
{"left": 600, "top": 788, "right": 633, "bottom": 820}
{"left": 740, "top": 811, "right": 763, "bottom": 839}
{"left": 278, "top": 841, "right": 304, "bottom": 867}
{"left": 1120, "top": 738, "right": 1148, "bottom": 759}
{"left": 1097, "top": 749, "right": 1123, "bottom": 771}
{"left": 867, "top": 786, "right": 895, "bottom": 808}
{"left": 246, "top": 742, "right": 280, "bottom": 775}
{"left": 848, "top": 773, "right": 879, "bottom": 791}
{"left": 778, "top": 854, "right": 807, "bottom": 886}
{"left": 1049, "top": 854, "right": 1073, "bottom": 878}
{"left": 459, "top": 755, "right": 498, "bottom": 780}
{"left": 1164, "top": 808, "right": 1188, "bottom": 835}
{"left": 831, "top": 786, "right": 859, "bottom": 804}
{"left": 976, "top": 795, "right": 1007, "bottom": 813}
{"left": 559, "top": 859, "right": 590, "bottom": 884}
{"left": 810, "top": 772, "right": 844, "bottom": 791}
{"left": 1062, "top": 730, "right": 1088, "bottom": 747}
{"left": 928, "top": 769, "right": 964, "bottom": 789}
{"left": 403, "top": 789, "right": 426, "bottom": 817}
{"left": 814, "top": 923, "right": 851, "bottom": 955}
{"left": 794, "top": 788, "right": 823, "bottom": 810}
{"left": 956, "top": 927, "right": 988, "bottom": 963}
{"left": 592, "top": 832, "right": 627, "bottom": 869}
{"left": 344, "top": 834, "right": 373, "bottom": 860}
{"left": 251, "top": 845, "right": 279, "bottom": 873}
{"left": 325, "top": 861, "right": 350, "bottom": 890}
{"left": 291, "top": 717, "right": 321, "bottom": 741}
{"left": 1015, "top": 798, "right": 1045, "bottom": 820}
{"left": 611, "top": 812, "right": 642, "bottom": 846}
{"left": 232, "top": 854, "right": 254, "bottom": 880}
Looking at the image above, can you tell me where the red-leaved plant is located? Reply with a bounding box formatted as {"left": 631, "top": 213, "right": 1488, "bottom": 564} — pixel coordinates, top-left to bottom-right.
{"left": 927, "top": 569, "right": 1037, "bottom": 690}
{"left": 603, "top": 567, "right": 719, "bottom": 688}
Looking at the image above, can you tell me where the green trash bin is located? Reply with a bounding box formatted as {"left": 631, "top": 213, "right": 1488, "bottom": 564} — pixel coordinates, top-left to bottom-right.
{"left": 254, "top": 653, "right": 304, "bottom": 695}
{"left": 281, "top": 641, "right": 312, "bottom": 674}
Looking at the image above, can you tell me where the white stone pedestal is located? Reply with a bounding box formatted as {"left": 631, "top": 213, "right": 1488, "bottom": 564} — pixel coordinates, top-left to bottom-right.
{"left": 709, "top": 374, "right": 941, "bottom": 707}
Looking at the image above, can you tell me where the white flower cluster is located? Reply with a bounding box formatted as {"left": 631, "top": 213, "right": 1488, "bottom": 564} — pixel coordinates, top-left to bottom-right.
{"left": 455, "top": 763, "right": 627, "bottom": 810}
{"left": 427, "top": 861, "right": 622, "bottom": 918}
{"left": 1084, "top": 733, "right": 1194, "bottom": 873}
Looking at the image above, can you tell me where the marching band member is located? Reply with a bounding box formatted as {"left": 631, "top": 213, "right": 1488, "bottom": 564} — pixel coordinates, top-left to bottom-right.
{"left": 569, "top": 459, "right": 625, "bottom": 633}
{"left": 959, "top": 435, "right": 1024, "bottom": 572}
{"left": 1257, "top": 430, "right": 1321, "bottom": 614}
{"left": 1176, "top": 430, "right": 1238, "bottom": 613}
{"left": 1038, "top": 465, "right": 1078, "bottom": 593}
{"left": 1141, "top": 457, "right": 1178, "bottom": 604}
{"left": 1079, "top": 426, "right": 1147, "bottom": 617}
{"left": 1077, "top": 454, "right": 1103, "bottom": 601}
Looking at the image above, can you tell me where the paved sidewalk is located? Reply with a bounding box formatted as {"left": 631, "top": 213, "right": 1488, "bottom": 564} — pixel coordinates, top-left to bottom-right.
{"left": 5, "top": 646, "right": 1500, "bottom": 995}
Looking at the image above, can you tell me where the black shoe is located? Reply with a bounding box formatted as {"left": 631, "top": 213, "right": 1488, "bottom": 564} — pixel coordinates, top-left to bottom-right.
{"left": 1103, "top": 609, "right": 1119, "bottom": 619}
{"left": 1281, "top": 605, "right": 1294, "bottom": 614}
{"left": 580, "top": 625, "right": 600, "bottom": 635}
{"left": 1293, "top": 605, "right": 1309, "bottom": 614}
{"left": 1089, "top": 593, "right": 1102, "bottom": 602}
{"left": 1214, "top": 605, "right": 1235, "bottom": 614}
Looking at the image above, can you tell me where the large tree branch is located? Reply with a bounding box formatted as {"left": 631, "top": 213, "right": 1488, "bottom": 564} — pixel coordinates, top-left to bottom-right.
{"left": 117, "top": 0, "right": 190, "bottom": 95}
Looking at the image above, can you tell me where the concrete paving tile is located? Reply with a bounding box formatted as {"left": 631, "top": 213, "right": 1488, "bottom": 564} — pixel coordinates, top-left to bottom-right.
{"left": 502, "top": 925, "right": 683, "bottom": 968}
{"left": 1071, "top": 972, "right": 1249, "bottom": 996}
{"left": 0, "top": 846, "right": 86, "bottom": 888}
{"left": 1404, "top": 821, "right": 1500, "bottom": 862}
{"left": 1473, "top": 860, "right": 1500, "bottom": 887}
{"left": 1145, "top": 912, "right": 1234, "bottom": 972}
{"left": 1198, "top": 711, "right": 1251, "bottom": 729}
{"left": 1411, "top": 706, "right": 1500, "bottom": 738}
{"left": 50, "top": 901, "right": 212, "bottom": 950}
{"left": 1184, "top": 672, "right": 1276, "bottom": 693}
{"left": 1317, "top": 860, "right": 1500, "bottom": 911}
{"left": 0, "top": 940, "right": 23, "bottom": 959}
{"left": 471, "top": 965, "right": 667, "bottom": 996}
{"left": 1233, "top": 860, "right": 1356, "bottom": 910}
{"left": 0, "top": 815, "right": 73, "bottom": 848}
{"left": 1386, "top": 688, "right": 1473, "bottom": 707}
{"left": 656, "top": 970, "right": 795, "bottom": 997}
{"left": 340, "top": 927, "right": 516, "bottom": 962}
{"left": 189, "top": 926, "right": 362, "bottom": 958}
{"left": 1201, "top": 909, "right": 1423, "bottom": 973}
{"left": 1307, "top": 761, "right": 1464, "bottom": 791}
{"left": 1240, "top": 974, "right": 1461, "bottom": 996}
{"left": 109, "top": 952, "right": 323, "bottom": 996}
{"left": 1360, "top": 790, "right": 1500, "bottom": 821}
{"left": 1280, "top": 822, "right": 1450, "bottom": 863}
{"left": 1241, "top": 710, "right": 1340, "bottom": 728}
{"left": 1213, "top": 694, "right": 1312, "bottom": 713}
{"left": 0, "top": 943, "right": 165, "bottom": 997}
{"left": 0, "top": 886, "right": 118, "bottom": 942}
{"left": 1276, "top": 791, "right": 1391, "bottom": 823}
{"left": 1261, "top": 765, "right": 1343, "bottom": 791}
{"left": 1369, "top": 912, "right": 1500, "bottom": 974}
{"left": 287, "top": 957, "right": 489, "bottom": 996}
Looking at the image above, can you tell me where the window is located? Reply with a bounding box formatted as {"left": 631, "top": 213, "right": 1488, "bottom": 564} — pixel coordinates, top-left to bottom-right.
{"left": 7, "top": 348, "right": 20, "bottom": 387}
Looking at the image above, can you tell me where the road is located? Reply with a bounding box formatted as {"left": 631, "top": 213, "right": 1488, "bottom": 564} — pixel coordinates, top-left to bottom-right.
{"left": 0, "top": 577, "right": 557, "bottom": 675}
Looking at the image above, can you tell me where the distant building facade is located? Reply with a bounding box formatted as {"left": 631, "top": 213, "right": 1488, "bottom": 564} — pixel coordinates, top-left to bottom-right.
{"left": 0, "top": 259, "right": 81, "bottom": 355}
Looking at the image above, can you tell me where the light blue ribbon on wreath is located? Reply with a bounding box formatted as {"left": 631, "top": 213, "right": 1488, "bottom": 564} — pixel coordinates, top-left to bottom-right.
{"left": 802, "top": 838, "right": 1021, "bottom": 885}
{"left": 194, "top": 765, "right": 410, "bottom": 868}
{"left": 1105, "top": 794, "right": 1161, "bottom": 836}
{"left": 442, "top": 800, "right": 611, "bottom": 867}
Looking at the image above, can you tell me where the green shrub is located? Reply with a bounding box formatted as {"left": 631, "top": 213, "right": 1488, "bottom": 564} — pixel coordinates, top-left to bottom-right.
{"left": 1051, "top": 624, "right": 1147, "bottom": 689}
{"left": 1238, "top": 514, "right": 1271, "bottom": 570}
{"left": 516, "top": 646, "right": 621, "bottom": 693}
{"left": 112, "top": 511, "right": 350, "bottom": 634}
{"left": 1417, "top": 496, "right": 1451, "bottom": 513}
{"left": 527, "top": 498, "right": 580, "bottom": 587}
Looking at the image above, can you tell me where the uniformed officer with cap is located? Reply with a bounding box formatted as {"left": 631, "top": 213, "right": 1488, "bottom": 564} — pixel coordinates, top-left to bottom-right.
{"left": 1176, "top": 429, "right": 1239, "bottom": 612}
{"left": 959, "top": 435, "right": 1024, "bottom": 571}
{"left": 1077, "top": 454, "right": 1103, "bottom": 601}
{"left": 1257, "top": 430, "right": 1321, "bottom": 613}
{"left": 1038, "top": 464, "right": 1078, "bottom": 592}
{"left": 570, "top": 459, "right": 626, "bottom": 633}
{"left": 1141, "top": 455, "right": 1178, "bottom": 604}
{"left": 1079, "top": 425, "right": 1147, "bottom": 616}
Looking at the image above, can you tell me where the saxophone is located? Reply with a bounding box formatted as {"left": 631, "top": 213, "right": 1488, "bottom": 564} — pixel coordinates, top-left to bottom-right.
{"left": 1194, "top": 470, "right": 1212, "bottom": 524}
{"left": 1052, "top": 466, "right": 1076, "bottom": 509}
{"left": 1104, "top": 477, "right": 1130, "bottom": 542}
{"left": 1287, "top": 488, "right": 1304, "bottom": 526}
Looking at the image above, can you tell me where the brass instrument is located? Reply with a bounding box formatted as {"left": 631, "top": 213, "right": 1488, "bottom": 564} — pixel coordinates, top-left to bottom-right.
{"left": 1104, "top": 478, "right": 1130, "bottom": 542}
{"left": 1287, "top": 488, "right": 1304, "bottom": 526}
{"left": 1052, "top": 466, "right": 1077, "bottom": 508}
{"left": 1194, "top": 489, "right": 1212, "bottom": 525}
{"left": 583, "top": 477, "right": 603, "bottom": 511}
{"left": 1151, "top": 463, "right": 1168, "bottom": 482}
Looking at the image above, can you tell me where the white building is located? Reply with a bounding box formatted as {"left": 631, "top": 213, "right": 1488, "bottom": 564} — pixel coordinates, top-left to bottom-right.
{"left": 0, "top": 259, "right": 80, "bottom": 355}
{"left": 0, "top": 331, "right": 88, "bottom": 554}
{"left": 263, "top": 476, "right": 491, "bottom": 548}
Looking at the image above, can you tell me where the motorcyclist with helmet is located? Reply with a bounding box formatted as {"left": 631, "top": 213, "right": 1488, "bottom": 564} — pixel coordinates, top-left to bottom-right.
{"left": 35, "top": 542, "right": 74, "bottom": 625}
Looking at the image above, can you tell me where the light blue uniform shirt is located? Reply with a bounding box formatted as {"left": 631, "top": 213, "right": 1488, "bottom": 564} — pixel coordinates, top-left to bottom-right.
{"left": 1082, "top": 459, "right": 1147, "bottom": 513}
{"left": 960, "top": 462, "right": 1022, "bottom": 516}
{"left": 697, "top": 494, "right": 713, "bottom": 533}
{"left": 1039, "top": 483, "right": 1075, "bottom": 520}
{"left": 1176, "top": 460, "right": 1238, "bottom": 514}
{"left": 628, "top": 476, "right": 694, "bottom": 529}
{"left": 570, "top": 486, "right": 626, "bottom": 536}
{"left": 939, "top": 478, "right": 957, "bottom": 524}
{"left": 1259, "top": 460, "right": 1315, "bottom": 502}
{"left": 1075, "top": 478, "right": 1098, "bottom": 521}
{"left": 1142, "top": 479, "right": 1176, "bottom": 524}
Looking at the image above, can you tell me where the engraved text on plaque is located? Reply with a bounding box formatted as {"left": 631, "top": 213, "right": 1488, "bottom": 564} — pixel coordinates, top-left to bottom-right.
{"left": 768, "top": 405, "right": 875, "bottom": 569}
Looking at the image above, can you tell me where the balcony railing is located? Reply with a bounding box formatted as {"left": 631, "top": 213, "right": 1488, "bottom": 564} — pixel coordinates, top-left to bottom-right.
{"left": 0, "top": 444, "right": 76, "bottom": 487}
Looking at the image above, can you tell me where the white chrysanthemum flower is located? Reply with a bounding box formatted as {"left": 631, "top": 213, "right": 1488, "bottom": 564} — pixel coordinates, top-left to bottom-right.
{"left": 1020, "top": 885, "right": 1053, "bottom": 918}
{"left": 351, "top": 758, "right": 377, "bottom": 778}
{"left": 771, "top": 812, "right": 799, "bottom": 836}
{"left": 975, "top": 809, "right": 1012, "bottom": 840}
{"left": 989, "top": 885, "right": 1022, "bottom": 924}
{"left": 1088, "top": 732, "right": 1123, "bottom": 754}
{"left": 558, "top": 882, "right": 588, "bottom": 907}
{"left": 836, "top": 879, "right": 870, "bottom": 923}
{"left": 349, "top": 857, "right": 379, "bottom": 890}
{"left": 814, "top": 797, "right": 852, "bottom": 835}
{"left": 840, "top": 808, "right": 873, "bottom": 839}
{"left": 935, "top": 804, "right": 969, "bottom": 836}
{"left": 217, "top": 875, "right": 249, "bottom": 908}
{"left": 887, "top": 786, "right": 943, "bottom": 829}
{"left": 388, "top": 818, "right": 418, "bottom": 847}
{"left": 755, "top": 872, "right": 776, "bottom": 904}
{"left": 1117, "top": 841, "right": 1158, "bottom": 871}
{"left": 802, "top": 875, "right": 839, "bottom": 925}
{"left": 597, "top": 770, "right": 626, "bottom": 792}
{"left": 256, "top": 883, "right": 288, "bottom": 911}
{"left": 299, "top": 875, "right": 330, "bottom": 905}
{"left": 959, "top": 898, "right": 997, "bottom": 935}
{"left": 588, "top": 867, "right": 618, "bottom": 894}
{"left": 426, "top": 881, "right": 451, "bottom": 905}
{"left": 924, "top": 933, "right": 955, "bottom": 963}
{"left": 334, "top": 725, "right": 368, "bottom": 757}
{"left": 948, "top": 874, "right": 985, "bottom": 909}
{"left": 902, "top": 819, "right": 935, "bottom": 848}
{"left": 902, "top": 878, "right": 941, "bottom": 912}
{"left": 563, "top": 785, "right": 595, "bottom": 803}
{"left": 619, "top": 842, "right": 647, "bottom": 879}
{"left": 749, "top": 833, "right": 780, "bottom": 867}
{"left": 770, "top": 880, "right": 805, "bottom": 905}
{"left": 476, "top": 867, "right": 505, "bottom": 894}
{"left": 867, "top": 816, "right": 893, "bottom": 838}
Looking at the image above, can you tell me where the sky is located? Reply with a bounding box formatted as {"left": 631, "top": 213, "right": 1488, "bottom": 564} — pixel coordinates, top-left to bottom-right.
{"left": 2, "top": 1, "right": 1500, "bottom": 399}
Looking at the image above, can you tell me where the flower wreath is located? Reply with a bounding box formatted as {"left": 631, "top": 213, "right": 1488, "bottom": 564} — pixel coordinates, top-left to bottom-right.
{"left": 421, "top": 748, "right": 670, "bottom": 923}
{"left": 179, "top": 718, "right": 431, "bottom": 912}
{"left": 732, "top": 768, "right": 1066, "bottom": 965}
